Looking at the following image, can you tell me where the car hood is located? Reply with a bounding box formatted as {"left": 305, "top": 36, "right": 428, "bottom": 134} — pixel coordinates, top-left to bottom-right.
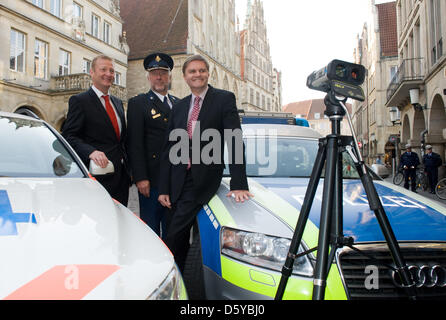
{"left": 0, "top": 178, "right": 174, "bottom": 300}
{"left": 224, "top": 177, "right": 446, "bottom": 244}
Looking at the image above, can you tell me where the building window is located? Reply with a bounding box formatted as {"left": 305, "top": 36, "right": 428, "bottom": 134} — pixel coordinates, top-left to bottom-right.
{"left": 10, "top": 29, "right": 26, "bottom": 73}
{"left": 430, "top": 0, "right": 443, "bottom": 65}
{"left": 91, "top": 14, "right": 100, "bottom": 38}
{"left": 390, "top": 65, "right": 397, "bottom": 82}
{"left": 370, "top": 100, "right": 376, "bottom": 124}
{"left": 250, "top": 88, "right": 254, "bottom": 104}
{"left": 32, "top": 0, "right": 44, "bottom": 9}
{"left": 103, "top": 21, "right": 111, "bottom": 44}
{"left": 73, "top": 2, "right": 82, "bottom": 19}
{"left": 114, "top": 71, "right": 121, "bottom": 85}
{"left": 59, "top": 49, "right": 71, "bottom": 76}
{"left": 83, "top": 58, "right": 91, "bottom": 74}
{"left": 50, "top": 0, "right": 62, "bottom": 18}
{"left": 34, "top": 39, "right": 48, "bottom": 79}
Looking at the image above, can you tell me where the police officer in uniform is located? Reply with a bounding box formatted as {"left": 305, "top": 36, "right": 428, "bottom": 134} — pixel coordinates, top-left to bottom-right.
{"left": 400, "top": 144, "right": 420, "bottom": 192}
{"left": 127, "top": 53, "right": 179, "bottom": 237}
{"left": 423, "top": 145, "right": 442, "bottom": 194}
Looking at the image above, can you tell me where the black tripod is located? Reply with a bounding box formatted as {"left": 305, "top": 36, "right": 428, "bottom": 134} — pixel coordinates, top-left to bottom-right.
{"left": 274, "top": 91, "right": 417, "bottom": 300}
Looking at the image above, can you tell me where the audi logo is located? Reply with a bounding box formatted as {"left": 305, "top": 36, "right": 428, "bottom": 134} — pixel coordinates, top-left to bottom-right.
{"left": 391, "top": 265, "right": 446, "bottom": 289}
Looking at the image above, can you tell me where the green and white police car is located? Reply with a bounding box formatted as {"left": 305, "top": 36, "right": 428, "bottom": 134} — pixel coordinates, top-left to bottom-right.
{"left": 183, "top": 113, "right": 446, "bottom": 300}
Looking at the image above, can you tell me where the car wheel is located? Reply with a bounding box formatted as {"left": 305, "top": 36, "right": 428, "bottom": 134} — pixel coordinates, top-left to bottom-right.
{"left": 183, "top": 234, "right": 206, "bottom": 300}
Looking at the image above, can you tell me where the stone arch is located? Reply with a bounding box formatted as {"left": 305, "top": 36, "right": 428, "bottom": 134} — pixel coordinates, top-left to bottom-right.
{"left": 429, "top": 94, "right": 446, "bottom": 138}
{"left": 55, "top": 115, "right": 67, "bottom": 132}
{"left": 402, "top": 113, "right": 411, "bottom": 144}
{"left": 232, "top": 80, "right": 239, "bottom": 103}
{"left": 223, "top": 75, "right": 229, "bottom": 91}
{"left": 14, "top": 105, "right": 45, "bottom": 121}
{"left": 413, "top": 108, "right": 426, "bottom": 144}
{"left": 210, "top": 67, "right": 219, "bottom": 87}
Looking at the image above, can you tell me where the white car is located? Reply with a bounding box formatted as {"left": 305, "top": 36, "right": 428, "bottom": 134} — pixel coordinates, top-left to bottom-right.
{"left": 0, "top": 112, "right": 187, "bottom": 300}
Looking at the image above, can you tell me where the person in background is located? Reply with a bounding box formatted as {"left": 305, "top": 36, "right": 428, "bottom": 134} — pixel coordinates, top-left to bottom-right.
{"left": 423, "top": 145, "right": 442, "bottom": 194}
{"left": 400, "top": 144, "right": 420, "bottom": 193}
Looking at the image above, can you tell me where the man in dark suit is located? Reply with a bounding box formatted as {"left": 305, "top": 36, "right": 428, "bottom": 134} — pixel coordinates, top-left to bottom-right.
{"left": 158, "top": 54, "right": 253, "bottom": 271}
{"left": 423, "top": 145, "right": 443, "bottom": 194}
{"left": 62, "top": 54, "right": 131, "bottom": 205}
{"left": 127, "top": 53, "right": 179, "bottom": 236}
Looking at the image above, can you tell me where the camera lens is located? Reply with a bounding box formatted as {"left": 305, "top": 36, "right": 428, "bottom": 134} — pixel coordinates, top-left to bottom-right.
{"left": 335, "top": 64, "right": 347, "bottom": 78}
{"left": 351, "top": 68, "right": 360, "bottom": 81}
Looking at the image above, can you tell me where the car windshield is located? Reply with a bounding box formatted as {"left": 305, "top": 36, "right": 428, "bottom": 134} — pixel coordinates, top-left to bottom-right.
{"left": 0, "top": 116, "right": 84, "bottom": 178}
{"left": 224, "top": 137, "right": 360, "bottom": 179}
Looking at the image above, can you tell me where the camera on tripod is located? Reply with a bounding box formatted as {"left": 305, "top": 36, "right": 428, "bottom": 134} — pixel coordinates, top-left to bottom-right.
{"left": 306, "top": 60, "right": 366, "bottom": 102}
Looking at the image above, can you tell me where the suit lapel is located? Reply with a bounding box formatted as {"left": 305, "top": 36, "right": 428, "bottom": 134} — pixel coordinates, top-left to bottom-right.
{"left": 180, "top": 95, "right": 192, "bottom": 130}
{"left": 197, "top": 85, "right": 215, "bottom": 124}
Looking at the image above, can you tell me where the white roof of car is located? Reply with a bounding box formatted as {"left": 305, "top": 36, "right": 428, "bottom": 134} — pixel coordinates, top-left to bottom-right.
{"left": 242, "top": 123, "right": 322, "bottom": 139}
{"left": 0, "top": 111, "right": 42, "bottom": 122}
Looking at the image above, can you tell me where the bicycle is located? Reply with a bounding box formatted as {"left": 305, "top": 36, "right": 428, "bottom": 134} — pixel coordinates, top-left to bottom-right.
{"left": 435, "top": 177, "right": 446, "bottom": 200}
{"left": 393, "top": 166, "right": 428, "bottom": 191}
{"left": 393, "top": 167, "right": 404, "bottom": 185}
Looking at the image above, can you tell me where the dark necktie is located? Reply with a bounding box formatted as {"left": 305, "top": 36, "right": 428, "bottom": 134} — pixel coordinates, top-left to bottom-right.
{"left": 102, "top": 95, "right": 120, "bottom": 140}
{"left": 163, "top": 96, "right": 170, "bottom": 109}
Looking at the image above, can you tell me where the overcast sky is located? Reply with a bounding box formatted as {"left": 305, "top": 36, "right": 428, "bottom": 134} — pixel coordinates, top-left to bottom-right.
{"left": 234, "top": 0, "right": 393, "bottom": 106}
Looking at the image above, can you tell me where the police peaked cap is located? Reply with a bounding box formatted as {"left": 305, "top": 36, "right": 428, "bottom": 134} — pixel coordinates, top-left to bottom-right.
{"left": 144, "top": 53, "right": 174, "bottom": 71}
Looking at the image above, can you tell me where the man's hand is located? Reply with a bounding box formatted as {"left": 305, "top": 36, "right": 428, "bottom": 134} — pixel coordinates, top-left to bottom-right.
{"left": 89, "top": 150, "right": 109, "bottom": 168}
{"left": 136, "top": 180, "right": 150, "bottom": 198}
{"left": 226, "top": 190, "right": 254, "bottom": 203}
{"left": 158, "top": 194, "right": 172, "bottom": 209}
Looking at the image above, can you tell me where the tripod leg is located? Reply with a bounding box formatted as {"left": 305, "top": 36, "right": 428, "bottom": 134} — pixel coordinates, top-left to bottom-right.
{"left": 359, "top": 171, "right": 417, "bottom": 299}
{"left": 274, "top": 139, "right": 327, "bottom": 300}
{"left": 313, "top": 135, "right": 338, "bottom": 300}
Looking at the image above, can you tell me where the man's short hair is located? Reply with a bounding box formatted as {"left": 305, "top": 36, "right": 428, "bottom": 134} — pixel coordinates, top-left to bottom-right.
{"left": 91, "top": 54, "right": 114, "bottom": 71}
{"left": 182, "top": 54, "right": 209, "bottom": 74}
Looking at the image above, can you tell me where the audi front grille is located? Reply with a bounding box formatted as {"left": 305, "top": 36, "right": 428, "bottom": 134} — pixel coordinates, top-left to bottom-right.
{"left": 337, "top": 243, "right": 446, "bottom": 300}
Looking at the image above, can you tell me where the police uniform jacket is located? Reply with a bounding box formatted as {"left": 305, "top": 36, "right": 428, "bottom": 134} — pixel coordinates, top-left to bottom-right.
{"left": 423, "top": 152, "right": 442, "bottom": 170}
{"left": 127, "top": 90, "right": 179, "bottom": 188}
{"left": 400, "top": 152, "right": 420, "bottom": 168}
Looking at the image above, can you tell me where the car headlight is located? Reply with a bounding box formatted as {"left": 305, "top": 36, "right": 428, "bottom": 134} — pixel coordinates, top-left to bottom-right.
{"left": 221, "top": 227, "right": 313, "bottom": 277}
{"left": 147, "top": 264, "right": 187, "bottom": 300}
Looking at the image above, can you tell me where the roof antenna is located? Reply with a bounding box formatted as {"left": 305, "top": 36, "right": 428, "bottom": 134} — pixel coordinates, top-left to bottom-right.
{"left": 163, "top": 0, "right": 185, "bottom": 43}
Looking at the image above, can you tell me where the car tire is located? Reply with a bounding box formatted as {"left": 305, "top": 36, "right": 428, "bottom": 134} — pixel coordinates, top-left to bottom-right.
{"left": 183, "top": 234, "right": 206, "bottom": 300}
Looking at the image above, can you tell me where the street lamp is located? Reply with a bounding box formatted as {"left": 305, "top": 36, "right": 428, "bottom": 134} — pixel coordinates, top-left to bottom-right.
{"left": 409, "top": 88, "right": 427, "bottom": 111}
{"left": 389, "top": 106, "right": 401, "bottom": 125}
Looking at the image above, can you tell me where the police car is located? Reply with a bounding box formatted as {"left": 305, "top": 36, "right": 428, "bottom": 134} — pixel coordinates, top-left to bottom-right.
{"left": 0, "top": 112, "right": 186, "bottom": 300}
{"left": 183, "top": 111, "right": 446, "bottom": 300}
